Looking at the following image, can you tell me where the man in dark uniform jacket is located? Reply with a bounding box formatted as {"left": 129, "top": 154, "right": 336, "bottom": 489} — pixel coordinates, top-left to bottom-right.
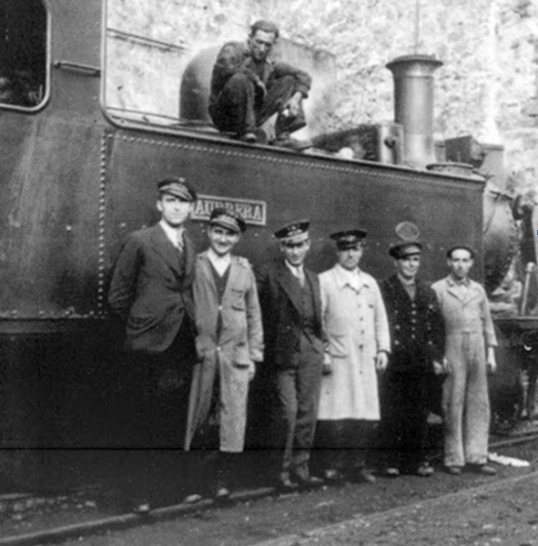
{"left": 209, "top": 19, "right": 312, "bottom": 144}
{"left": 108, "top": 176, "right": 198, "bottom": 512}
{"left": 378, "top": 240, "right": 445, "bottom": 477}
{"left": 257, "top": 220, "right": 324, "bottom": 489}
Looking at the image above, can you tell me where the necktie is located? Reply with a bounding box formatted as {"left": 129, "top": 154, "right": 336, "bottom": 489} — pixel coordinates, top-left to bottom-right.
{"left": 176, "top": 228, "right": 184, "bottom": 253}
{"left": 296, "top": 267, "right": 305, "bottom": 287}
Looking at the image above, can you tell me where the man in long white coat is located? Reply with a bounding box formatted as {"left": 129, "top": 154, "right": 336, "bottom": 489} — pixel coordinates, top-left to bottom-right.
{"left": 316, "top": 229, "right": 390, "bottom": 482}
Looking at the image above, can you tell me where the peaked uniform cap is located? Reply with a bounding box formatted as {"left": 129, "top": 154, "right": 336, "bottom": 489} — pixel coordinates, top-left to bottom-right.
{"left": 274, "top": 219, "right": 310, "bottom": 244}
{"left": 389, "top": 241, "right": 423, "bottom": 259}
{"left": 330, "top": 228, "right": 367, "bottom": 250}
{"left": 157, "top": 176, "right": 197, "bottom": 202}
{"left": 209, "top": 207, "right": 246, "bottom": 233}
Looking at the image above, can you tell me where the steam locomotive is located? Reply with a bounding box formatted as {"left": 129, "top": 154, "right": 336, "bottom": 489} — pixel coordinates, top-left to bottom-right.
{"left": 0, "top": 0, "right": 522, "bottom": 488}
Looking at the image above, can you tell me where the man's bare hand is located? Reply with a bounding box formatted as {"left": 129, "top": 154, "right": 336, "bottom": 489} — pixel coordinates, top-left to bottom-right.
{"left": 375, "top": 351, "right": 388, "bottom": 372}
{"left": 283, "top": 92, "right": 302, "bottom": 117}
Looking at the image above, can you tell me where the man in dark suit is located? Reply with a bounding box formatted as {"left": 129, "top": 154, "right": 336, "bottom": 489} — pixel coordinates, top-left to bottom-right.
{"left": 108, "top": 176, "right": 198, "bottom": 513}
{"left": 378, "top": 239, "right": 445, "bottom": 478}
{"left": 257, "top": 220, "right": 324, "bottom": 489}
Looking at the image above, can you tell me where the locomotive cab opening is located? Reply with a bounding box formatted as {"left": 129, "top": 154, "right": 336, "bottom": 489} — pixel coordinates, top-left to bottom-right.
{"left": 0, "top": 0, "right": 47, "bottom": 110}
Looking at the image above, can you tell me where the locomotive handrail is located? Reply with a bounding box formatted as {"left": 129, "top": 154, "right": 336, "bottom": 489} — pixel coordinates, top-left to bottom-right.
{"left": 53, "top": 60, "right": 101, "bottom": 77}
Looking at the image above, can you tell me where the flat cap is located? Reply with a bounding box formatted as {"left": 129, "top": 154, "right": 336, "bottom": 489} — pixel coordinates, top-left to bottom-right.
{"left": 274, "top": 219, "right": 310, "bottom": 245}
{"left": 330, "top": 229, "right": 367, "bottom": 250}
{"left": 446, "top": 244, "right": 475, "bottom": 259}
{"left": 157, "top": 176, "right": 197, "bottom": 202}
{"left": 209, "top": 207, "right": 246, "bottom": 234}
{"left": 389, "top": 241, "right": 423, "bottom": 259}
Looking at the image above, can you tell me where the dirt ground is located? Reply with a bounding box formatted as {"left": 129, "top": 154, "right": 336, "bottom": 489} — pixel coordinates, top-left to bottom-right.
{"left": 42, "top": 438, "right": 538, "bottom": 546}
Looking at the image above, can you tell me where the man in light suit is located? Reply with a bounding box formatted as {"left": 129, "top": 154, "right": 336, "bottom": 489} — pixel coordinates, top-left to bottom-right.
{"left": 257, "top": 220, "right": 324, "bottom": 490}
{"left": 184, "top": 208, "right": 263, "bottom": 499}
{"left": 108, "top": 176, "right": 197, "bottom": 513}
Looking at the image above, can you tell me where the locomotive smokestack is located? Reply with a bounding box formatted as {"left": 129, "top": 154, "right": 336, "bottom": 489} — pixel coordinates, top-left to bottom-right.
{"left": 386, "top": 54, "right": 443, "bottom": 168}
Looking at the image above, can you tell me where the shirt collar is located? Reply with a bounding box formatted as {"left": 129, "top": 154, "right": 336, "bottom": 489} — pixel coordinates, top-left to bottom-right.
{"left": 285, "top": 260, "right": 304, "bottom": 276}
{"left": 397, "top": 273, "right": 416, "bottom": 287}
{"left": 159, "top": 220, "right": 184, "bottom": 248}
{"left": 207, "top": 248, "right": 231, "bottom": 267}
{"left": 446, "top": 275, "right": 471, "bottom": 287}
{"left": 334, "top": 263, "right": 368, "bottom": 291}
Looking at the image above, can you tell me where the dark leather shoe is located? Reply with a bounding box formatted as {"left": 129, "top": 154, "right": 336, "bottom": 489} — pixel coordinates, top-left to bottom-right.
{"left": 215, "top": 486, "right": 231, "bottom": 500}
{"left": 445, "top": 465, "right": 462, "bottom": 475}
{"left": 469, "top": 464, "right": 497, "bottom": 475}
{"left": 349, "top": 468, "right": 377, "bottom": 484}
{"left": 294, "top": 474, "right": 323, "bottom": 489}
{"left": 276, "top": 472, "right": 298, "bottom": 492}
{"left": 416, "top": 463, "right": 434, "bottom": 477}
{"left": 383, "top": 467, "right": 400, "bottom": 478}
{"left": 132, "top": 501, "right": 151, "bottom": 515}
{"left": 323, "top": 468, "right": 344, "bottom": 482}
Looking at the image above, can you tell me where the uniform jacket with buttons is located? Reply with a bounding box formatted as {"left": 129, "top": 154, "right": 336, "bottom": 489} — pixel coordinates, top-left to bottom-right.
{"left": 257, "top": 259, "right": 324, "bottom": 369}
{"left": 318, "top": 265, "right": 390, "bottom": 420}
{"left": 380, "top": 274, "right": 445, "bottom": 372}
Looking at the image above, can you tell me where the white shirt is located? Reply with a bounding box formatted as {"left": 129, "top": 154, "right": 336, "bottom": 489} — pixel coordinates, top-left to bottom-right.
{"left": 285, "top": 260, "right": 305, "bottom": 282}
{"left": 207, "top": 248, "right": 231, "bottom": 276}
{"left": 159, "top": 220, "right": 184, "bottom": 249}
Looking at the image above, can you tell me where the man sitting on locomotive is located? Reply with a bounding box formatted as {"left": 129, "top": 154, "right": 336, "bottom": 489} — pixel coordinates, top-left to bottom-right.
{"left": 208, "top": 19, "right": 312, "bottom": 145}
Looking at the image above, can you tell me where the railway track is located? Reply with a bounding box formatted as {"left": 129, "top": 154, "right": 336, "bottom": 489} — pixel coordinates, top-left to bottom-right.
{"left": 3, "top": 429, "right": 538, "bottom": 546}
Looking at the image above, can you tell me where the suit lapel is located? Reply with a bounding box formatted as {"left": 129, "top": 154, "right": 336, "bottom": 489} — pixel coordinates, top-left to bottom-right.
{"left": 150, "top": 224, "right": 182, "bottom": 273}
{"left": 276, "top": 261, "right": 303, "bottom": 314}
{"left": 305, "top": 268, "right": 322, "bottom": 323}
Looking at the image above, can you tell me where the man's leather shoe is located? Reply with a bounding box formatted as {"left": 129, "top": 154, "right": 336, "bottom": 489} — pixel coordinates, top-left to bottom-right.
{"left": 349, "top": 468, "right": 376, "bottom": 484}
{"left": 132, "top": 501, "right": 151, "bottom": 515}
{"left": 323, "top": 468, "right": 344, "bottom": 482}
{"left": 240, "top": 132, "right": 257, "bottom": 143}
{"left": 445, "top": 465, "right": 462, "bottom": 475}
{"left": 294, "top": 474, "right": 323, "bottom": 488}
{"left": 416, "top": 464, "right": 434, "bottom": 477}
{"left": 215, "top": 486, "right": 231, "bottom": 500}
{"left": 469, "top": 464, "right": 497, "bottom": 475}
{"left": 383, "top": 467, "right": 400, "bottom": 478}
{"left": 276, "top": 472, "right": 298, "bottom": 492}
{"left": 183, "top": 493, "right": 202, "bottom": 504}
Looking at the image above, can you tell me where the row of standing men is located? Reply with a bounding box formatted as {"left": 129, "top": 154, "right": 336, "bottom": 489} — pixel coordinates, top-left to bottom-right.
{"left": 108, "top": 177, "right": 498, "bottom": 513}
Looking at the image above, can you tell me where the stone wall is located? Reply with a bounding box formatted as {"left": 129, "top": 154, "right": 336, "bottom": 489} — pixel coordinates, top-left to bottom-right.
{"left": 105, "top": 0, "right": 538, "bottom": 191}
{"left": 276, "top": 0, "right": 538, "bottom": 191}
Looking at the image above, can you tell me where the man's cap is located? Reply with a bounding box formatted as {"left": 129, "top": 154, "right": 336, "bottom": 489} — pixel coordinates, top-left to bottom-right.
{"left": 389, "top": 241, "right": 423, "bottom": 259}
{"left": 275, "top": 220, "right": 310, "bottom": 245}
{"left": 157, "top": 176, "right": 197, "bottom": 202}
{"left": 330, "top": 229, "right": 367, "bottom": 250}
{"left": 446, "top": 244, "right": 475, "bottom": 259}
{"left": 209, "top": 207, "right": 246, "bottom": 234}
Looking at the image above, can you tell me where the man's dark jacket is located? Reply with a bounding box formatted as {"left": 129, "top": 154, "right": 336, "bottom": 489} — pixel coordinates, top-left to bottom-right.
{"left": 108, "top": 223, "right": 195, "bottom": 354}
{"left": 380, "top": 274, "right": 445, "bottom": 371}
{"left": 257, "top": 260, "right": 324, "bottom": 368}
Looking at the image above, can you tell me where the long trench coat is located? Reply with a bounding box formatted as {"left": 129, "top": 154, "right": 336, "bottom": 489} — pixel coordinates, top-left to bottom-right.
{"left": 184, "top": 252, "right": 263, "bottom": 452}
{"left": 318, "top": 265, "right": 390, "bottom": 421}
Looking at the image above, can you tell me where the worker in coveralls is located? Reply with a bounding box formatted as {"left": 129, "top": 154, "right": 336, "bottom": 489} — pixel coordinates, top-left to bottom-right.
{"left": 208, "top": 19, "right": 311, "bottom": 145}
{"left": 432, "top": 245, "right": 498, "bottom": 475}
{"left": 184, "top": 208, "right": 263, "bottom": 499}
